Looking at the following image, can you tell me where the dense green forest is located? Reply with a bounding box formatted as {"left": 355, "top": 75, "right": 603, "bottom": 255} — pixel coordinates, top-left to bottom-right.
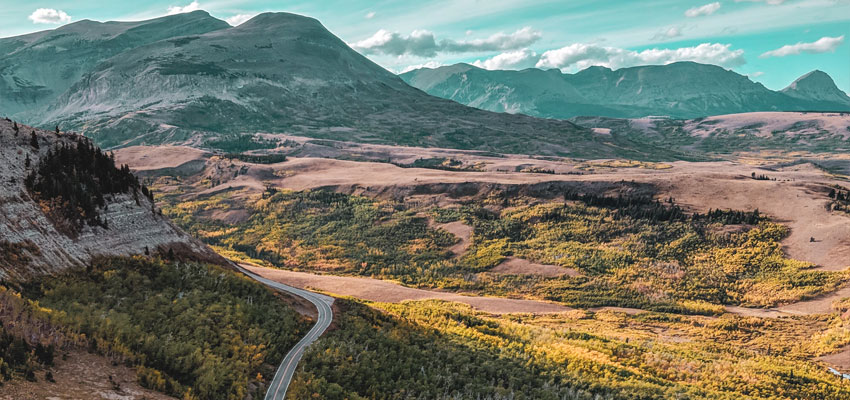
{"left": 2, "top": 256, "right": 307, "bottom": 399}
{"left": 203, "top": 134, "right": 279, "bottom": 152}
{"left": 163, "top": 188, "right": 847, "bottom": 313}
{"left": 286, "top": 298, "right": 850, "bottom": 399}
{"left": 25, "top": 136, "right": 151, "bottom": 236}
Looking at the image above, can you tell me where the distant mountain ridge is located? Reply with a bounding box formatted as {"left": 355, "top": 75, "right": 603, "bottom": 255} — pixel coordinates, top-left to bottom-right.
{"left": 781, "top": 70, "right": 850, "bottom": 106}
{"left": 0, "top": 11, "right": 627, "bottom": 159}
{"left": 400, "top": 62, "right": 850, "bottom": 119}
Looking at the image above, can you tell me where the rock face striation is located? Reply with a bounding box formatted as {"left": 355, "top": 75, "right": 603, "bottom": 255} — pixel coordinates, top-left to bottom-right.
{"left": 401, "top": 62, "right": 850, "bottom": 119}
{"left": 0, "top": 118, "right": 220, "bottom": 280}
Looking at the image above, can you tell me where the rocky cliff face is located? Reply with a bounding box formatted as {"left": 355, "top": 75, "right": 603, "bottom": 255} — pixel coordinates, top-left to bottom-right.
{"left": 0, "top": 118, "right": 221, "bottom": 280}
{"left": 401, "top": 62, "right": 850, "bottom": 119}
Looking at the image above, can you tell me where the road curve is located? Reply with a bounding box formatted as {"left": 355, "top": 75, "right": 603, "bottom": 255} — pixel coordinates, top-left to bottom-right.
{"left": 233, "top": 263, "right": 334, "bottom": 400}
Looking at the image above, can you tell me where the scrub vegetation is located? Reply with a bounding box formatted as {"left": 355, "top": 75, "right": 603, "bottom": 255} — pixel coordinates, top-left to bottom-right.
{"left": 1, "top": 256, "right": 307, "bottom": 399}
{"left": 287, "top": 298, "right": 850, "bottom": 399}
{"left": 163, "top": 188, "right": 848, "bottom": 314}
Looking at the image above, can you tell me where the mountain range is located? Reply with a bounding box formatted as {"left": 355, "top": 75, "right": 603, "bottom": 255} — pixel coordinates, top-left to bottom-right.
{"left": 400, "top": 62, "right": 850, "bottom": 119}
{"left": 0, "top": 11, "right": 622, "bottom": 158}
{"left": 1, "top": 10, "right": 848, "bottom": 159}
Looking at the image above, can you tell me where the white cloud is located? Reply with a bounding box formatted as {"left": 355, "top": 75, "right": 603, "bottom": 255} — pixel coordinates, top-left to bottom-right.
{"left": 225, "top": 13, "right": 255, "bottom": 26}
{"left": 399, "top": 61, "right": 444, "bottom": 74}
{"left": 353, "top": 29, "right": 440, "bottom": 57}
{"left": 28, "top": 8, "right": 71, "bottom": 24}
{"left": 167, "top": 1, "right": 200, "bottom": 16}
{"left": 749, "top": 71, "right": 765, "bottom": 78}
{"left": 442, "top": 27, "right": 541, "bottom": 52}
{"left": 685, "top": 2, "right": 721, "bottom": 17}
{"left": 736, "top": 0, "right": 786, "bottom": 4}
{"left": 352, "top": 27, "right": 542, "bottom": 57}
{"left": 536, "top": 42, "right": 746, "bottom": 71}
{"left": 651, "top": 26, "right": 682, "bottom": 40}
{"left": 760, "top": 35, "right": 844, "bottom": 57}
{"left": 473, "top": 49, "right": 539, "bottom": 70}
{"left": 365, "top": 11, "right": 376, "bottom": 19}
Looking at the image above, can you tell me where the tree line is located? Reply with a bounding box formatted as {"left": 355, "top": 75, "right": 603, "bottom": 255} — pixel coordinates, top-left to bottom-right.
{"left": 24, "top": 136, "right": 154, "bottom": 236}
{"left": 562, "top": 190, "right": 762, "bottom": 224}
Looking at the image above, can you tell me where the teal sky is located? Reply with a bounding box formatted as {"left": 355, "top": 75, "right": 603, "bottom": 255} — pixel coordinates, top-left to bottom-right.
{"left": 1, "top": 0, "right": 848, "bottom": 91}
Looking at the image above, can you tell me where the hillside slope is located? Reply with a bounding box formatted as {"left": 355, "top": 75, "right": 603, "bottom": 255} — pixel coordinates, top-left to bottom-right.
{"left": 0, "top": 11, "right": 229, "bottom": 118}
{"left": 0, "top": 12, "right": 632, "bottom": 159}
{"left": 782, "top": 70, "right": 850, "bottom": 107}
{"left": 401, "top": 62, "right": 850, "bottom": 119}
{"left": 0, "top": 118, "right": 220, "bottom": 280}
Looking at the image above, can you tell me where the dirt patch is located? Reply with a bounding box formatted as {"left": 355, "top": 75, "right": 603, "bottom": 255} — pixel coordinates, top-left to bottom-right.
{"left": 114, "top": 145, "right": 208, "bottom": 171}
{"left": 243, "top": 265, "right": 571, "bottom": 314}
{"left": 589, "top": 306, "right": 648, "bottom": 315}
{"left": 491, "top": 256, "right": 580, "bottom": 277}
{"left": 0, "top": 350, "right": 174, "bottom": 400}
{"left": 774, "top": 285, "right": 850, "bottom": 315}
{"left": 436, "top": 221, "right": 473, "bottom": 255}
{"left": 208, "top": 208, "right": 251, "bottom": 224}
{"left": 819, "top": 345, "right": 850, "bottom": 372}
{"left": 725, "top": 285, "right": 850, "bottom": 318}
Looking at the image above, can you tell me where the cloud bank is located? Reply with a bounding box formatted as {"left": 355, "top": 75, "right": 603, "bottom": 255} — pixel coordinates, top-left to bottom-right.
{"left": 352, "top": 27, "right": 541, "bottom": 57}
{"left": 28, "top": 8, "right": 72, "bottom": 24}
{"left": 462, "top": 42, "right": 746, "bottom": 73}
{"left": 536, "top": 42, "right": 745, "bottom": 71}
{"left": 473, "top": 49, "right": 539, "bottom": 70}
{"left": 167, "top": 1, "right": 200, "bottom": 16}
{"left": 760, "top": 35, "right": 845, "bottom": 57}
{"left": 735, "top": 0, "right": 786, "bottom": 5}
{"left": 651, "top": 26, "right": 683, "bottom": 40}
{"left": 225, "top": 13, "right": 255, "bottom": 26}
{"left": 685, "top": 2, "right": 721, "bottom": 17}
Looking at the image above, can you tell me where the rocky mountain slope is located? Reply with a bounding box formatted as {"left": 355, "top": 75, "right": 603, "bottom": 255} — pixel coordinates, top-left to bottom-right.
{"left": 782, "top": 70, "right": 850, "bottom": 106}
{"left": 0, "top": 11, "right": 229, "bottom": 118}
{"left": 401, "top": 62, "right": 850, "bottom": 119}
{"left": 0, "top": 12, "right": 621, "bottom": 159}
{"left": 0, "top": 118, "right": 220, "bottom": 280}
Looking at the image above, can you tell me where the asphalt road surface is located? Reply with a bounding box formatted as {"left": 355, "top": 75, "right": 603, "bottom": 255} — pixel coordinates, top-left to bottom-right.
{"left": 234, "top": 264, "right": 334, "bottom": 400}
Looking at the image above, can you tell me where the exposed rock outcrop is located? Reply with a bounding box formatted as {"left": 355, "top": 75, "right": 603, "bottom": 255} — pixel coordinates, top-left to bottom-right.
{"left": 0, "top": 118, "right": 222, "bottom": 280}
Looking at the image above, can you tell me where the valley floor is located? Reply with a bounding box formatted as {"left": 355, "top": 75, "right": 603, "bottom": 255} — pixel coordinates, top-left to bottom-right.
{"left": 111, "top": 138, "right": 850, "bottom": 398}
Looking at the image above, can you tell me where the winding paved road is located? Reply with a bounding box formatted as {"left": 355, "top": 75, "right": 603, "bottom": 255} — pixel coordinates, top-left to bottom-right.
{"left": 234, "top": 263, "right": 334, "bottom": 400}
